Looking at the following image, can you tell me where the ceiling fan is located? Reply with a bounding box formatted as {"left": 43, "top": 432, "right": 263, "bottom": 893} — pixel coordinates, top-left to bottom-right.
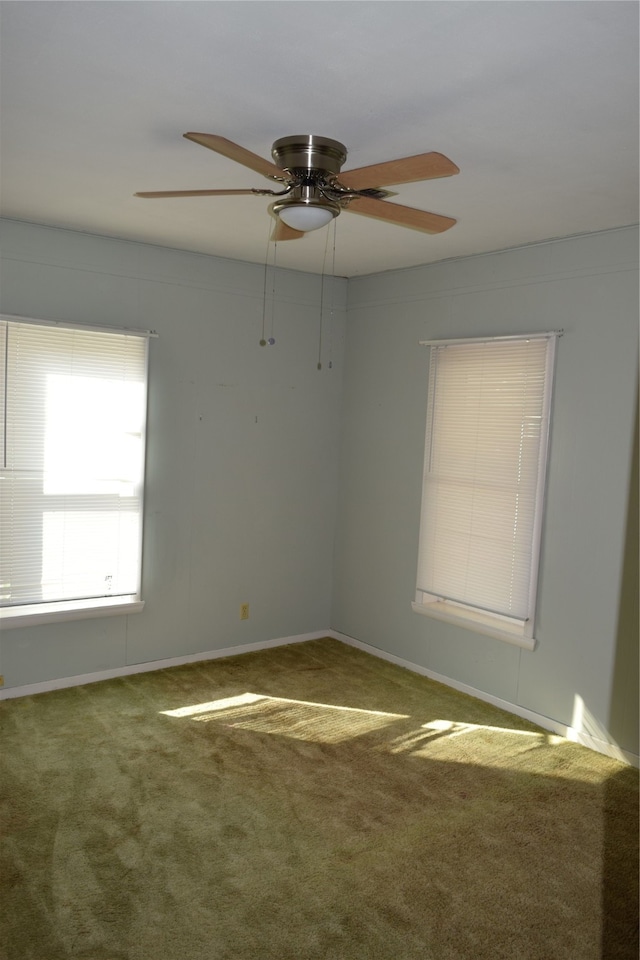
{"left": 135, "top": 134, "right": 459, "bottom": 240}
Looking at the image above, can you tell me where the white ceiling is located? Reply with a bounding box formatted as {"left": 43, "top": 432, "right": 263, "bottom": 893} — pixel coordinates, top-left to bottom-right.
{"left": 1, "top": 1, "right": 638, "bottom": 277}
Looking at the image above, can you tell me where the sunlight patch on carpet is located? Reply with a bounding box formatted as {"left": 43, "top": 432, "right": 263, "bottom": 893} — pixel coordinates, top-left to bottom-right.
{"left": 161, "top": 693, "right": 408, "bottom": 743}
{"left": 160, "top": 692, "right": 620, "bottom": 779}
{"left": 383, "top": 718, "right": 615, "bottom": 780}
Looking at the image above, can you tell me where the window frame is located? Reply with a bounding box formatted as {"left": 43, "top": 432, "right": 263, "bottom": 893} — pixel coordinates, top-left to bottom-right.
{"left": 0, "top": 314, "right": 154, "bottom": 629}
{"left": 412, "top": 331, "right": 560, "bottom": 650}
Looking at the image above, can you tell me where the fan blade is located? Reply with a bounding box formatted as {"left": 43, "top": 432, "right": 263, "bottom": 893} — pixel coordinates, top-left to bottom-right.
{"left": 339, "top": 152, "right": 459, "bottom": 190}
{"left": 270, "top": 219, "right": 305, "bottom": 242}
{"left": 183, "top": 133, "right": 284, "bottom": 180}
{"left": 135, "top": 189, "right": 259, "bottom": 198}
{"left": 346, "top": 196, "right": 456, "bottom": 234}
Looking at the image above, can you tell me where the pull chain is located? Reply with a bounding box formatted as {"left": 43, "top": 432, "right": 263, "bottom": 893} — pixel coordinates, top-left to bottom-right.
{"left": 328, "top": 219, "right": 337, "bottom": 369}
{"left": 260, "top": 219, "right": 271, "bottom": 346}
{"left": 269, "top": 240, "right": 277, "bottom": 346}
{"left": 260, "top": 220, "right": 278, "bottom": 347}
{"left": 317, "top": 224, "right": 332, "bottom": 370}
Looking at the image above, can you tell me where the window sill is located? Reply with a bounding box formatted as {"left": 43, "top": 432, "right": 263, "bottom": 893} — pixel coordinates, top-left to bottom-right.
{"left": 411, "top": 600, "right": 536, "bottom": 651}
{"left": 0, "top": 596, "right": 145, "bottom": 629}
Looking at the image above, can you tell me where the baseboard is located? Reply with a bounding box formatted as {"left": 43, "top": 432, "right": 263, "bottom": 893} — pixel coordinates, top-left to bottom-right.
{"left": 0, "top": 630, "right": 328, "bottom": 701}
{"left": 330, "top": 630, "right": 640, "bottom": 768}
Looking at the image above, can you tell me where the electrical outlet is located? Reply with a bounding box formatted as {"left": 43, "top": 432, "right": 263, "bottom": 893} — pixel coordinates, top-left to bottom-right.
{"left": 240, "top": 603, "right": 249, "bottom": 621}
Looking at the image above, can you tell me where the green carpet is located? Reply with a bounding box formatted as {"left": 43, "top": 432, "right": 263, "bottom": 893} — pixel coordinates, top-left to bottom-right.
{"left": 1, "top": 637, "right": 638, "bottom": 960}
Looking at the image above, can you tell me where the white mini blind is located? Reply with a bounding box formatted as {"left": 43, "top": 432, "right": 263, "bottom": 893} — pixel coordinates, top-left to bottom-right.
{"left": 0, "top": 318, "right": 149, "bottom": 608}
{"left": 415, "top": 334, "right": 556, "bottom": 634}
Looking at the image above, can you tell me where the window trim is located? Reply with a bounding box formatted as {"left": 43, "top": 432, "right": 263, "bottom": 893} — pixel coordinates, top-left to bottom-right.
{"left": 410, "top": 598, "right": 536, "bottom": 650}
{"left": 0, "top": 313, "right": 158, "bottom": 340}
{"left": 0, "top": 596, "right": 145, "bottom": 629}
{"left": 413, "top": 331, "right": 561, "bottom": 649}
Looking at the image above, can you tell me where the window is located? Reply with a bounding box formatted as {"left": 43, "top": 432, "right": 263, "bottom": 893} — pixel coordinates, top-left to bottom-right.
{"left": 413, "top": 333, "right": 558, "bottom": 649}
{"left": 0, "top": 316, "right": 151, "bottom": 627}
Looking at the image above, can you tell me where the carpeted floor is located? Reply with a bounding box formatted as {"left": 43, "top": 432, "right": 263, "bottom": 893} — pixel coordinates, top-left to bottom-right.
{"left": 1, "top": 637, "right": 638, "bottom": 960}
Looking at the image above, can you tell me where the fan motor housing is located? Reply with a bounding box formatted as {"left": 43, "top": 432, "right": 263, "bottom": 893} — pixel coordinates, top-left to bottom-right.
{"left": 271, "top": 135, "right": 347, "bottom": 176}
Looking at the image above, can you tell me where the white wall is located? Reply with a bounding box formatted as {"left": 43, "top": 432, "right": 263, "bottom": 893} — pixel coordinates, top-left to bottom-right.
{"left": 0, "top": 219, "right": 347, "bottom": 686}
{"left": 332, "top": 227, "right": 639, "bottom": 757}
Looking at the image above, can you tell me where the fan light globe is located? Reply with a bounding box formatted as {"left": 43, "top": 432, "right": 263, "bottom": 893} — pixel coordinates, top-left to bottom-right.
{"left": 277, "top": 204, "right": 336, "bottom": 232}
